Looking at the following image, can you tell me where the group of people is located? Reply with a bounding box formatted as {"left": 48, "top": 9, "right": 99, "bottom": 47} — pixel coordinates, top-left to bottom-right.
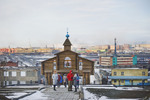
{"left": 52, "top": 70, "right": 79, "bottom": 92}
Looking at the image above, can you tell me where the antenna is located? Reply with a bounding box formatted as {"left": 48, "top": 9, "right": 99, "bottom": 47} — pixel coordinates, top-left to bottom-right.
{"left": 114, "top": 38, "right": 117, "bottom": 57}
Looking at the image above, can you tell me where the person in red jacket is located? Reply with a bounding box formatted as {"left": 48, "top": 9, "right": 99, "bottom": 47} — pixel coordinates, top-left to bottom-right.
{"left": 67, "top": 70, "right": 74, "bottom": 91}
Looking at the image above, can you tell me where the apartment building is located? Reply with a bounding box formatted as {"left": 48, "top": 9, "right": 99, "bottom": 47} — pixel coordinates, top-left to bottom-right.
{"left": 99, "top": 55, "right": 137, "bottom": 66}
{"left": 109, "top": 68, "right": 150, "bottom": 86}
{"left": 2, "top": 66, "right": 39, "bottom": 86}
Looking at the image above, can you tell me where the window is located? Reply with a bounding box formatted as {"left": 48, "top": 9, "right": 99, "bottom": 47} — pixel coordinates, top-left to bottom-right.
{"left": 64, "top": 57, "right": 71, "bottom": 68}
{"left": 121, "top": 80, "right": 124, "bottom": 83}
{"left": 53, "top": 60, "right": 56, "bottom": 70}
{"left": 12, "top": 71, "right": 16, "bottom": 77}
{"left": 114, "top": 80, "right": 117, "bottom": 83}
{"left": 6, "top": 81, "right": 9, "bottom": 85}
{"left": 20, "top": 81, "right": 26, "bottom": 84}
{"left": 114, "top": 72, "right": 117, "bottom": 75}
{"left": 121, "top": 72, "right": 124, "bottom": 76}
{"left": 21, "top": 71, "right": 26, "bottom": 76}
{"left": 12, "top": 81, "right": 17, "bottom": 84}
{"left": 4, "top": 71, "right": 9, "bottom": 76}
{"left": 27, "top": 71, "right": 35, "bottom": 77}
{"left": 79, "top": 60, "right": 83, "bottom": 70}
{"left": 142, "top": 72, "right": 145, "bottom": 76}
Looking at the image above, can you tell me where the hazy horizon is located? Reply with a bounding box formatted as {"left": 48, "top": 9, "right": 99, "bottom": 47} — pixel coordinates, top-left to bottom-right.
{"left": 0, "top": 0, "right": 150, "bottom": 48}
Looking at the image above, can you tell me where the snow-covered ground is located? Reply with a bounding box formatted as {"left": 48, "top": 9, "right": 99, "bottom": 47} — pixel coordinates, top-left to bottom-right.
{"left": 83, "top": 86, "right": 143, "bottom": 91}
{"left": 83, "top": 85, "right": 147, "bottom": 100}
{"left": 20, "top": 86, "right": 79, "bottom": 100}
{"left": 3, "top": 85, "right": 45, "bottom": 99}
{"left": 6, "top": 84, "right": 45, "bottom": 89}
{"left": 6, "top": 93, "right": 28, "bottom": 99}
{"left": 84, "top": 89, "right": 139, "bottom": 100}
{"left": 20, "top": 89, "right": 47, "bottom": 100}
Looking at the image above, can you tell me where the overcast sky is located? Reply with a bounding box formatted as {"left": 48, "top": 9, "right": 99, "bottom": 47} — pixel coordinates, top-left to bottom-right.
{"left": 0, "top": 0, "right": 150, "bottom": 48}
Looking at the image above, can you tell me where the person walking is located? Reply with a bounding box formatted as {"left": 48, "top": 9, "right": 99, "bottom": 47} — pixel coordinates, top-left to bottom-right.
{"left": 73, "top": 73, "right": 80, "bottom": 92}
{"left": 76, "top": 73, "right": 80, "bottom": 89}
{"left": 52, "top": 70, "right": 58, "bottom": 91}
{"left": 57, "top": 74, "right": 62, "bottom": 88}
{"left": 67, "top": 70, "right": 73, "bottom": 91}
{"left": 63, "top": 74, "right": 67, "bottom": 88}
{"left": 73, "top": 73, "right": 77, "bottom": 92}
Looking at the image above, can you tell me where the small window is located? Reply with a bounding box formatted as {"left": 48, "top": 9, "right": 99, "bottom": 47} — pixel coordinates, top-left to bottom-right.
{"left": 4, "top": 71, "right": 9, "bottom": 76}
{"left": 79, "top": 60, "right": 83, "bottom": 70}
{"left": 53, "top": 60, "right": 56, "bottom": 70}
{"left": 21, "top": 71, "right": 26, "bottom": 77}
{"left": 121, "top": 80, "right": 124, "bottom": 83}
{"left": 114, "top": 80, "right": 117, "bottom": 83}
{"left": 64, "top": 57, "right": 71, "bottom": 68}
{"left": 114, "top": 72, "right": 117, "bottom": 76}
{"left": 20, "top": 81, "right": 26, "bottom": 84}
{"left": 12, "top": 71, "right": 16, "bottom": 77}
{"left": 142, "top": 72, "right": 145, "bottom": 76}
{"left": 6, "top": 81, "right": 9, "bottom": 85}
{"left": 121, "top": 72, "right": 124, "bottom": 76}
{"left": 12, "top": 81, "right": 17, "bottom": 84}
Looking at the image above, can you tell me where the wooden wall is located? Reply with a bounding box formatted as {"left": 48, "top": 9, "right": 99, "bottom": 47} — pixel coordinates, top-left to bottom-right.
{"left": 41, "top": 51, "right": 94, "bottom": 85}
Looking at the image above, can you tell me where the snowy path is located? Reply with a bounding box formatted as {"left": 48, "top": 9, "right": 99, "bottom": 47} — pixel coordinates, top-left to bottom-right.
{"left": 20, "top": 87, "right": 79, "bottom": 100}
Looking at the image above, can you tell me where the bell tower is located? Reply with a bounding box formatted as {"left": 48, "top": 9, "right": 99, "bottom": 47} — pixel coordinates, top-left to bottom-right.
{"left": 63, "top": 31, "right": 72, "bottom": 51}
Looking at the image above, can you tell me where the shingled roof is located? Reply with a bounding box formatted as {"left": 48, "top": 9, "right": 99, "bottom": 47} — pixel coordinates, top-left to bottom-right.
{"left": 63, "top": 39, "right": 72, "bottom": 46}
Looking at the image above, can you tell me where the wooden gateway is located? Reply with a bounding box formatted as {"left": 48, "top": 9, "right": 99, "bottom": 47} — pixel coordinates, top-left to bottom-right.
{"left": 41, "top": 32, "right": 94, "bottom": 85}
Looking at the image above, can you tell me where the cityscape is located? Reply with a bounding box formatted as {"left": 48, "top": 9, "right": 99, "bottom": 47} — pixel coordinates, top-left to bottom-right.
{"left": 0, "top": 0, "right": 150, "bottom": 100}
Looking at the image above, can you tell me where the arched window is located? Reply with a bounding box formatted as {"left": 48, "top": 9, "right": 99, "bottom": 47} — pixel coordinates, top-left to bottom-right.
{"left": 64, "top": 57, "right": 71, "bottom": 68}
{"left": 53, "top": 60, "right": 56, "bottom": 70}
{"left": 79, "top": 60, "right": 83, "bottom": 70}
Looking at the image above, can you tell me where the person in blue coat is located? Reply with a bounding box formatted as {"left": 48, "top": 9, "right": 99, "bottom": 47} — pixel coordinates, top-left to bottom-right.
{"left": 57, "top": 74, "right": 63, "bottom": 87}
{"left": 76, "top": 73, "right": 80, "bottom": 88}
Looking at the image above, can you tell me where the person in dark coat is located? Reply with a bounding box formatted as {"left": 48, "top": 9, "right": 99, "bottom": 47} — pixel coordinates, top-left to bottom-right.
{"left": 67, "top": 70, "right": 74, "bottom": 91}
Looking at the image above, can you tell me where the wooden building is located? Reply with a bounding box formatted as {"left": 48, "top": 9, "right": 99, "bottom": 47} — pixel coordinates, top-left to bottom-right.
{"left": 41, "top": 33, "right": 94, "bottom": 85}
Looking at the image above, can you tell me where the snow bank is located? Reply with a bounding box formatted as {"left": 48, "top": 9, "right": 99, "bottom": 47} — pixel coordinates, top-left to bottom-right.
{"left": 20, "top": 90, "right": 47, "bottom": 100}
{"left": 6, "top": 93, "right": 27, "bottom": 99}
{"left": 6, "top": 85, "right": 45, "bottom": 88}
{"left": 83, "top": 86, "right": 143, "bottom": 91}
{"left": 83, "top": 88, "right": 98, "bottom": 100}
{"left": 83, "top": 87, "right": 140, "bottom": 100}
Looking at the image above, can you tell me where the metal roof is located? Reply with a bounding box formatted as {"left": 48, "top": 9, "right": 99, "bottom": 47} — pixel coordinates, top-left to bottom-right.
{"left": 108, "top": 76, "right": 150, "bottom": 79}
